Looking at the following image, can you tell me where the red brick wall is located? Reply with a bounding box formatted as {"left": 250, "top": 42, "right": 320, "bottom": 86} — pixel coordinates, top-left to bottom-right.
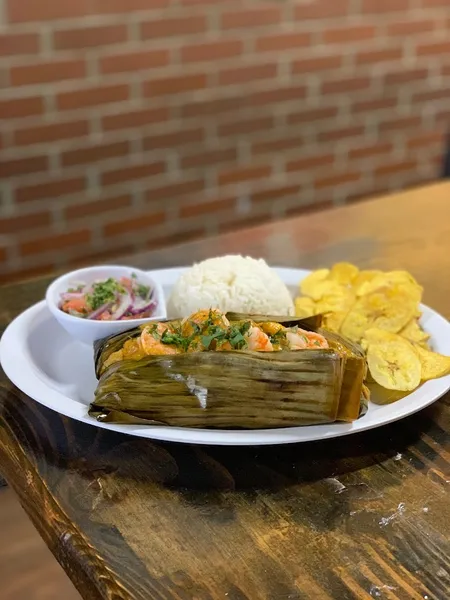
{"left": 0, "top": 0, "right": 448, "bottom": 282}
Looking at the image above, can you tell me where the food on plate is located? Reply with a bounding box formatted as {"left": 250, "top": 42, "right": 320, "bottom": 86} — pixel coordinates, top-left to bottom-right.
{"left": 59, "top": 274, "right": 156, "bottom": 321}
{"left": 362, "top": 329, "right": 422, "bottom": 391}
{"left": 297, "top": 263, "right": 423, "bottom": 342}
{"left": 340, "top": 284, "right": 418, "bottom": 343}
{"left": 99, "top": 309, "right": 329, "bottom": 370}
{"left": 295, "top": 263, "right": 426, "bottom": 344}
{"left": 295, "top": 262, "right": 450, "bottom": 391}
{"left": 362, "top": 328, "right": 450, "bottom": 389}
{"left": 410, "top": 344, "right": 450, "bottom": 382}
{"left": 294, "top": 296, "right": 317, "bottom": 318}
{"left": 399, "top": 319, "right": 430, "bottom": 348}
{"left": 89, "top": 311, "right": 368, "bottom": 429}
{"left": 167, "top": 255, "right": 295, "bottom": 318}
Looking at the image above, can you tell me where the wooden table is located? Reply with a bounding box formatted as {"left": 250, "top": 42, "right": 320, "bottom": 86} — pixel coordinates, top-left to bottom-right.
{"left": 1, "top": 182, "right": 450, "bottom": 600}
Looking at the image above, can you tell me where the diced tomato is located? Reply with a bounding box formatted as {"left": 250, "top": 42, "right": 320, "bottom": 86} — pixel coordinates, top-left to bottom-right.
{"left": 99, "top": 311, "right": 111, "bottom": 321}
{"left": 120, "top": 277, "right": 133, "bottom": 292}
{"left": 62, "top": 298, "right": 88, "bottom": 313}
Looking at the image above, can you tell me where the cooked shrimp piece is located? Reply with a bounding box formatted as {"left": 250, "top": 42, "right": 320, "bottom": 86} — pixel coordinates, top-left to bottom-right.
{"left": 286, "top": 328, "right": 328, "bottom": 350}
{"left": 182, "top": 308, "right": 230, "bottom": 336}
{"left": 304, "top": 331, "right": 328, "bottom": 348}
{"left": 246, "top": 326, "right": 273, "bottom": 352}
{"left": 286, "top": 331, "right": 308, "bottom": 350}
{"left": 141, "top": 323, "right": 181, "bottom": 355}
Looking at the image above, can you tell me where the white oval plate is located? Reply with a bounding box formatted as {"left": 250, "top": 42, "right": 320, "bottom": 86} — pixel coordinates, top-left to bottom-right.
{"left": 1, "top": 267, "right": 450, "bottom": 446}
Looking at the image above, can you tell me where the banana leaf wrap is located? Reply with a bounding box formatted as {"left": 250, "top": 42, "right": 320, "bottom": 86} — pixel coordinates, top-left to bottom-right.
{"left": 90, "top": 315, "right": 368, "bottom": 429}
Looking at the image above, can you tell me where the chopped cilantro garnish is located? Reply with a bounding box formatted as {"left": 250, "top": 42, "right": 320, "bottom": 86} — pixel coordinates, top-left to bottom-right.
{"left": 201, "top": 335, "right": 213, "bottom": 349}
{"left": 202, "top": 321, "right": 251, "bottom": 350}
{"left": 229, "top": 331, "right": 246, "bottom": 349}
{"left": 189, "top": 321, "right": 201, "bottom": 335}
{"left": 131, "top": 272, "right": 137, "bottom": 279}
{"left": 270, "top": 329, "right": 286, "bottom": 345}
{"left": 155, "top": 316, "right": 254, "bottom": 353}
{"left": 201, "top": 326, "right": 227, "bottom": 349}
{"left": 137, "top": 283, "right": 150, "bottom": 298}
{"left": 86, "top": 278, "right": 120, "bottom": 310}
{"left": 149, "top": 325, "right": 160, "bottom": 340}
{"left": 239, "top": 321, "right": 251, "bottom": 335}
{"left": 161, "top": 328, "right": 191, "bottom": 351}
{"left": 204, "top": 311, "right": 214, "bottom": 329}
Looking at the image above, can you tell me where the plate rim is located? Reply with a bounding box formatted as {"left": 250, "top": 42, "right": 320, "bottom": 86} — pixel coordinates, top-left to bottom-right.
{"left": 1, "top": 266, "right": 450, "bottom": 446}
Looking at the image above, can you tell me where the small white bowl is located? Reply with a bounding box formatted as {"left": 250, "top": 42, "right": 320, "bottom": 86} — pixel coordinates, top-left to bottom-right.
{"left": 46, "top": 265, "right": 166, "bottom": 345}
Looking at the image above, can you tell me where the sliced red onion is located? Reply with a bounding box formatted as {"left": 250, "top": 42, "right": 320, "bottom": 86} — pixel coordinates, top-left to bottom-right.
{"left": 88, "top": 302, "right": 113, "bottom": 320}
{"left": 110, "top": 291, "right": 133, "bottom": 320}
{"left": 61, "top": 276, "right": 156, "bottom": 321}
{"left": 128, "top": 300, "right": 157, "bottom": 316}
{"left": 61, "top": 292, "right": 85, "bottom": 301}
{"left": 129, "top": 297, "right": 148, "bottom": 312}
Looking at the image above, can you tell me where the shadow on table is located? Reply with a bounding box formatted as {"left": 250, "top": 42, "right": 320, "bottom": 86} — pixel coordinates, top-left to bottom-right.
{"left": 2, "top": 383, "right": 446, "bottom": 494}
{"left": 2, "top": 384, "right": 449, "bottom": 534}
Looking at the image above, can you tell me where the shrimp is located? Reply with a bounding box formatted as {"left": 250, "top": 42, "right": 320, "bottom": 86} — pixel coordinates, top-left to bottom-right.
{"left": 141, "top": 323, "right": 181, "bottom": 355}
{"left": 286, "top": 328, "right": 328, "bottom": 350}
{"left": 215, "top": 323, "right": 273, "bottom": 352}
{"left": 246, "top": 326, "right": 273, "bottom": 352}
{"left": 304, "top": 331, "right": 328, "bottom": 348}
{"left": 182, "top": 308, "right": 230, "bottom": 336}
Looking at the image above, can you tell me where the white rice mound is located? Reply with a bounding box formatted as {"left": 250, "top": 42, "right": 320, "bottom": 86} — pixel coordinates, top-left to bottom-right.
{"left": 167, "top": 255, "right": 295, "bottom": 318}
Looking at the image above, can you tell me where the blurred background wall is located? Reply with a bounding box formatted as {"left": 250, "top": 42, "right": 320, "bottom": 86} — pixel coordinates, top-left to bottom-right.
{"left": 0, "top": 0, "right": 448, "bottom": 282}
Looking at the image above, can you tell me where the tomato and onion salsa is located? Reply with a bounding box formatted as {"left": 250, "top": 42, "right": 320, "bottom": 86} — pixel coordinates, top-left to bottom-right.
{"left": 59, "top": 274, "right": 157, "bottom": 321}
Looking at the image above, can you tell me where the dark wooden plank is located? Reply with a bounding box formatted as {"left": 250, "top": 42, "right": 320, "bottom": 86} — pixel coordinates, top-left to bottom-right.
{"left": 1, "top": 181, "right": 450, "bottom": 599}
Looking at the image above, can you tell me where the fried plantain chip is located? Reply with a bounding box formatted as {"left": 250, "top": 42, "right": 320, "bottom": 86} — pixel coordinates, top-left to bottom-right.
{"left": 299, "top": 269, "right": 330, "bottom": 299}
{"left": 366, "top": 336, "right": 421, "bottom": 391}
{"left": 376, "top": 285, "right": 421, "bottom": 328}
{"left": 399, "top": 319, "right": 430, "bottom": 346}
{"left": 353, "top": 270, "right": 383, "bottom": 294}
{"left": 362, "top": 328, "right": 402, "bottom": 345}
{"left": 412, "top": 344, "right": 450, "bottom": 381}
{"left": 316, "top": 287, "right": 355, "bottom": 313}
{"left": 294, "top": 265, "right": 444, "bottom": 391}
{"left": 294, "top": 296, "right": 317, "bottom": 318}
{"left": 356, "top": 270, "right": 422, "bottom": 299}
{"left": 329, "top": 262, "right": 359, "bottom": 286}
{"left": 341, "top": 285, "right": 416, "bottom": 342}
{"left": 322, "top": 311, "right": 347, "bottom": 333}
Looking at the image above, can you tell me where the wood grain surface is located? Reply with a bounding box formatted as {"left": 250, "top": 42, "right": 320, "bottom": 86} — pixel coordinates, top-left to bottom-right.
{"left": 1, "top": 181, "right": 450, "bottom": 600}
{"left": 0, "top": 487, "right": 81, "bottom": 600}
